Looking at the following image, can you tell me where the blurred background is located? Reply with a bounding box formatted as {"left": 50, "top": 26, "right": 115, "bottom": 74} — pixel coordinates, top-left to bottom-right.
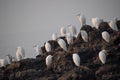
{"left": 0, "top": 0, "right": 120, "bottom": 58}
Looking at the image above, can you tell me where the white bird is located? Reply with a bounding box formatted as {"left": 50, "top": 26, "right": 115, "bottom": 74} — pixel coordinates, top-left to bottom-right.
{"left": 57, "top": 39, "right": 67, "bottom": 51}
{"left": 66, "top": 33, "right": 73, "bottom": 45}
{"left": 77, "top": 14, "right": 86, "bottom": 26}
{"left": 16, "top": 46, "right": 25, "bottom": 61}
{"left": 108, "top": 20, "right": 118, "bottom": 31}
{"left": 91, "top": 18, "right": 96, "bottom": 28}
{"left": 46, "top": 55, "right": 53, "bottom": 68}
{"left": 45, "top": 42, "right": 51, "bottom": 52}
{"left": 60, "top": 27, "right": 66, "bottom": 37}
{"left": 33, "top": 45, "right": 43, "bottom": 55}
{"left": 67, "top": 24, "right": 77, "bottom": 37}
{"left": 6, "top": 54, "right": 12, "bottom": 64}
{"left": 91, "top": 17, "right": 103, "bottom": 29}
{"left": 99, "top": 50, "right": 106, "bottom": 64}
{"left": 0, "top": 59, "right": 8, "bottom": 67}
{"left": 72, "top": 53, "right": 80, "bottom": 66}
{"left": 52, "top": 33, "right": 58, "bottom": 40}
{"left": 102, "top": 31, "right": 110, "bottom": 43}
{"left": 80, "top": 30, "right": 88, "bottom": 42}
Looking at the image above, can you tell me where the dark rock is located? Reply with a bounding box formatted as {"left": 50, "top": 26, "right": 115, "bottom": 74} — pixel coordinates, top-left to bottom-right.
{"left": 0, "top": 19, "right": 120, "bottom": 80}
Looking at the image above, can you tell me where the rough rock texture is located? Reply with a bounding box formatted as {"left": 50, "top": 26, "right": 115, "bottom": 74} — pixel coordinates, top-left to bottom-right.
{"left": 0, "top": 20, "right": 120, "bottom": 80}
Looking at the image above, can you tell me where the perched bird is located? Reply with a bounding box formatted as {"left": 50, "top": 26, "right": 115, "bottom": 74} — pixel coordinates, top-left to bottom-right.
{"left": 102, "top": 31, "right": 110, "bottom": 43}
{"left": 57, "top": 39, "right": 67, "bottom": 51}
{"left": 0, "top": 59, "right": 8, "bottom": 67}
{"left": 77, "top": 14, "right": 86, "bottom": 26}
{"left": 46, "top": 55, "right": 53, "bottom": 68}
{"left": 66, "top": 33, "right": 73, "bottom": 45}
{"left": 67, "top": 24, "right": 77, "bottom": 37}
{"left": 60, "top": 27, "right": 66, "bottom": 37}
{"left": 16, "top": 46, "right": 25, "bottom": 61}
{"left": 80, "top": 30, "right": 88, "bottom": 42}
{"left": 91, "top": 17, "right": 103, "bottom": 29}
{"left": 99, "top": 50, "right": 106, "bottom": 64}
{"left": 108, "top": 20, "right": 118, "bottom": 31}
{"left": 6, "top": 54, "right": 12, "bottom": 64}
{"left": 33, "top": 45, "right": 43, "bottom": 55}
{"left": 72, "top": 53, "right": 80, "bottom": 66}
{"left": 52, "top": 33, "right": 58, "bottom": 40}
{"left": 45, "top": 42, "right": 51, "bottom": 52}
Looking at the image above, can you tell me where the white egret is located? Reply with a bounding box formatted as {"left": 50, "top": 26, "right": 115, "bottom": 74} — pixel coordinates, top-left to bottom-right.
{"left": 80, "top": 30, "right": 88, "bottom": 42}
{"left": 46, "top": 55, "right": 53, "bottom": 68}
{"left": 60, "top": 27, "right": 66, "bottom": 37}
{"left": 72, "top": 53, "right": 80, "bottom": 66}
{"left": 108, "top": 20, "right": 118, "bottom": 31}
{"left": 77, "top": 14, "right": 86, "bottom": 26}
{"left": 66, "top": 33, "right": 73, "bottom": 45}
{"left": 99, "top": 50, "right": 106, "bottom": 64}
{"left": 67, "top": 24, "right": 77, "bottom": 37}
{"left": 102, "top": 31, "right": 110, "bottom": 43}
{"left": 45, "top": 42, "right": 51, "bottom": 52}
{"left": 6, "top": 54, "right": 12, "bottom": 64}
{"left": 52, "top": 33, "right": 58, "bottom": 40}
{"left": 33, "top": 45, "right": 43, "bottom": 55}
{"left": 16, "top": 46, "right": 25, "bottom": 61}
{"left": 57, "top": 39, "right": 67, "bottom": 51}
{"left": 0, "top": 59, "right": 8, "bottom": 67}
{"left": 91, "top": 17, "right": 103, "bottom": 29}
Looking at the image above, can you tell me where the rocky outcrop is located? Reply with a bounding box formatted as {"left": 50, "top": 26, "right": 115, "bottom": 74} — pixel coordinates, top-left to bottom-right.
{"left": 0, "top": 20, "right": 120, "bottom": 80}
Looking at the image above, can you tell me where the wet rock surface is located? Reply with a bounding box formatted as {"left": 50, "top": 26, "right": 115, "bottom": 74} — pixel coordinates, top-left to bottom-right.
{"left": 0, "top": 21, "right": 120, "bottom": 80}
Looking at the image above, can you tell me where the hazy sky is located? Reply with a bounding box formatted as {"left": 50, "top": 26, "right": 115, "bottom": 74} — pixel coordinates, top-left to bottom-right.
{"left": 0, "top": 0, "right": 120, "bottom": 58}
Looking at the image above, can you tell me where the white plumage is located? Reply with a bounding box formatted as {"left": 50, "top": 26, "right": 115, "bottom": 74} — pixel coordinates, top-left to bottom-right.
{"left": 33, "top": 45, "right": 43, "bottom": 55}
{"left": 6, "top": 54, "right": 12, "bottom": 64}
{"left": 45, "top": 42, "right": 51, "bottom": 52}
{"left": 52, "top": 33, "right": 58, "bottom": 40}
{"left": 16, "top": 46, "right": 25, "bottom": 61}
{"left": 99, "top": 50, "right": 106, "bottom": 64}
{"left": 108, "top": 20, "right": 118, "bottom": 31}
{"left": 66, "top": 33, "right": 73, "bottom": 45}
{"left": 72, "top": 53, "right": 80, "bottom": 66}
{"left": 67, "top": 24, "right": 77, "bottom": 37}
{"left": 77, "top": 14, "right": 86, "bottom": 26}
{"left": 60, "top": 27, "right": 66, "bottom": 37}
{"left": 102, "top": 31, "right": 110, "bottom": 43}
{"left": 57, "top": 39, "right": 67, "bottom": 51}
{"left": 46, "top": 55, "right": 53, "bottom": 68}
{"left": 91, "top": 17, "right": 103, "bottom": 29}
{"left": 80, "top": 30, "right": 88, "bottom": 42}
{"left": 0, "top": 59, "right": 8, "bottom": 67}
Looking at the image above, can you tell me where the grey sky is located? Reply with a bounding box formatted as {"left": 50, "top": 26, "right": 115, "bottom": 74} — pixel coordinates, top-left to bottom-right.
{"left": 0, "top": 0, "right": 120, "bottom": 58}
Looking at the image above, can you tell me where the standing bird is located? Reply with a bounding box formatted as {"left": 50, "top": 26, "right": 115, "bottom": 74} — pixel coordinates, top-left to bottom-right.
{"left": 91, "top": 17, "right": 103, "bottom": 29}
{"left": 0, "top": 59, "right": 8, "bottom": 67}
{"left": 99, "top": 50, "right": 106, "bottom": 64}
{"left": 102, "top": 31, "right": 110, "bottom": 43}
{"left": 33, "top": 45, "right": 43, "bottom": 55}
{"left": 77, "top": 14, "right": 86, "bottom": 26}
{"left": 52, "top": 33, "right": 58, "bottom": 40}
{"left": 45, "top": 42, "right": 51, "bottom": 52}
{"left": 67, "top": 24, "right": 77, "bottom": 37}
{"left": 80, "top": 30, "right": 88, "bottom": 42}
{"left": 60, "top": 27, "right": 66, "bottom": 37}
{"left": 46, "top": 55, "right": 53, "bottom": 68}
{"left": 108, "top": 20, "right": 118, "bottom": 31}
{"left": 6, "top": 54, "right": 12, "bottom": 64}
{"left": 72, "top": 53, "right": 80, "bottom": 67}
{"left": 66, "top": 33, "right": 73, "bottom": 45}
{"left": 16, "top": 46, "right": 25, "bottom": 61}
{"left": 57, "top": 39, "right": 67, "bottom": 51}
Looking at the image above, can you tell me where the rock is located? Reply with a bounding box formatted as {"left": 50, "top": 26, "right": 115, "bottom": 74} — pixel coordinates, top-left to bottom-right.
{"left": 0, "top": 18, "right": 120, "bottom": 80}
